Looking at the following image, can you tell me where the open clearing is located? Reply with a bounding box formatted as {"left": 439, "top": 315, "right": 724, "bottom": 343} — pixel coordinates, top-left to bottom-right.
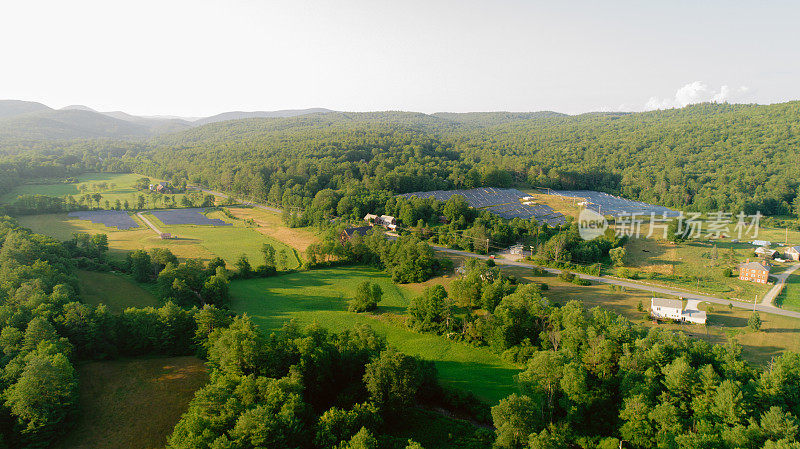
{"left": 2, "top": 172, "right": 189, "bottom": 207}
{"left": 53, "top": 356, "right": 208, "bottom": 449}
{"left": 226, "top": 206, "right": 319, "bottom": 253}
{"left": 77, "top": 270, "right": 160, "bottom": 313}
{"left": 146, "top": 209, "right": 302, "bottom": 268}
{"left": 230, "top": 266, "right": 520, "bottom": 405}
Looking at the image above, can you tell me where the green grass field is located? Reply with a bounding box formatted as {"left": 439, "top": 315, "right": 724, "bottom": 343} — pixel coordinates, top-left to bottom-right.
{"left": 77, "top": 270, "right": 161, "bottom": 313}
{"left": 777, "top": 273, "right": 800, "bottom": 312}
{"left": 230, "top": 266, "right": 520, "bottom": 404}
{"left": 53, "top": 356, "right": 208, "bottom": 449}
{"left": 145, "top": 209, "right": 302, "bottom": 268}
{"left": 2, "top": 172, "right": 189, "bottom": 208}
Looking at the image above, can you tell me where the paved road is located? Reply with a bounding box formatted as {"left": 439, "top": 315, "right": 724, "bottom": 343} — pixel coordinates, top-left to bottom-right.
{"left": 190, "top": 186, "right": 282, "bottom": 214}
{"left": 136, "top": 212, "right": 162, "bottom": 235}
{"left": 433, "top": 246, "right": 800, "bottom": 319}
{"left": 762, "top": 263, "right": 800, "bottom": 307}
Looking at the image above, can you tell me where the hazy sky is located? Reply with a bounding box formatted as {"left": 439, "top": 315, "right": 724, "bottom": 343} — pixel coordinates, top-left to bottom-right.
{"left": 2, "top": 0, "right": 798, "bottom": 116}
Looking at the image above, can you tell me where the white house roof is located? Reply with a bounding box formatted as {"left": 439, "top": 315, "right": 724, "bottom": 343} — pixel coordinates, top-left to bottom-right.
{"left": 755, "top": 247, "right": 777, "bottom": 255}
{"left": 651, "top": 297, "right": 682, "bottom": 309}
{"left": 752, "top": 240, "right": 771, "bottom": 247}
{"left": 787, "top": 246, "right": 800, "bottom": 254}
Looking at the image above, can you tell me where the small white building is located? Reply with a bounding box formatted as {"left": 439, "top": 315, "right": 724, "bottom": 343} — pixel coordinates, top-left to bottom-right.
{"left": 752, "top": 240, "right": 771, "bottom": 247}
{"left": 785, "top": 246, "right": 800, "bottom": 261}
{"left": 651, "top": 298, "right": 683, "bottom": 321}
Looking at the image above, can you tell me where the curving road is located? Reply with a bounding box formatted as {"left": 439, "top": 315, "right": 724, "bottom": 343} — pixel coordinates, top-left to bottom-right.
{"left": 432, "top": 245, "right": 800, "bottom": 319}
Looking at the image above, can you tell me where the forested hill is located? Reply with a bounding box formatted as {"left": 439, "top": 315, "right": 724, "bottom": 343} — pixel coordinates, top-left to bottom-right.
{"left": 2, "top": 101, "right": 800, "bottom": 216}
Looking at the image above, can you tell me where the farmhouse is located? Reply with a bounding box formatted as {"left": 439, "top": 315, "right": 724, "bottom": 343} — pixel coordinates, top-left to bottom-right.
{"left": 378, "top": 215, "right": 397, "bottom": 230}
{"left": 363, "top": 214, "right": 397, "bottom": 230}
{"left": 786, "top": 245, "right": 800, "bottom": 261}
{"left": 650, "top": 297, "right": 683, "bottom": 321}
{"left": 755, "top": 246, "right": 777, "bottom": 259}
{"left": 340, "top": 226, "right": 371, "bottom": 244}
{"left": 738, "top": 260, "right": 771, "bottom": 284}
{"left": 149, "top": 181, "right": 172, "bottom": 193}
{"left": 650, "top": 297, "right": 707, "bottom": 325}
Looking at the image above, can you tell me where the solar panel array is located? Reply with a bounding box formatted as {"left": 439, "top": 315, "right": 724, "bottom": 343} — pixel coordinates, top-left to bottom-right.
{"left": 549, "top": 190, "right": 680, "bottom": 217}
{"left": 397, "top": 188, "right": 567, "bottom": 225}
{"left": 151, "top": 208, "right": 232, "bottom": 226}
{"left": 68, "top": 210, "right": 140, "bottom": 230}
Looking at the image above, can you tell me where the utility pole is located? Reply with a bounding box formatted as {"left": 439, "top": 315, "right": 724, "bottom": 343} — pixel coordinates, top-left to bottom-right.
{"left": 754, "top": 295, "right": 757, "bottom": 311}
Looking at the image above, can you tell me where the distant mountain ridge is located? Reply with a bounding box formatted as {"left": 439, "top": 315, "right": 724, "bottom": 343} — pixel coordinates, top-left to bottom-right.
{"left": 192, "top": 108, "right": 335, "bottom": 126}
{"left": 0, "top": 100, "right": 340, "bottom": 140}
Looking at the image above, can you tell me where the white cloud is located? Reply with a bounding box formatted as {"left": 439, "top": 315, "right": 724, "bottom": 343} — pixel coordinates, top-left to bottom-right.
{"left": 644, "top": 82, "right": 752, "bottom": 110}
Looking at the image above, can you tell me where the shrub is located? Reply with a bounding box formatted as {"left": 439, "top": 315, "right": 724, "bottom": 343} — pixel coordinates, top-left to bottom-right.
{"left": 348, "top": 281, "right": 383, "bottom": 313}
{"left": 558, "top": 271, "right": 575, "bottom": 282}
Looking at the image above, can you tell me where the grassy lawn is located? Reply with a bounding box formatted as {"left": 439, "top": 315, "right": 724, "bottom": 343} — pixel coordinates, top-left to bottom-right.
{"left": 230, "top": 266, "right": 520, "bottom": 405}
{"left": 2, "top": 172, "right": 189, "bottom": 207}
{"left": 77, "top": 270, "right": 160, "bottom": 313}
{"left": 225, "top": 206, "right": 319, "bottom": 253}
{"left": 145, "top": 209, "right": 302, "bottom": 268}
{"left": 52, "top": 356, "right": 208, "bottom": 449}
{"left": 776, "top": 273, "right": 800, "bottom": 312}
{"left": 17, "top": 213, "right": 217, "bottom": 262}
{"left": 622, "top": 231, "right": 780, "bottom": 302}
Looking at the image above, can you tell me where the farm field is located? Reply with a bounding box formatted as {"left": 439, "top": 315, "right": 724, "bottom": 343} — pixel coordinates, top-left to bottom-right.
{"left": 225, "top": 206, "right": 319, "bottom": 253}
{"left": 17, "top": 213, "right": 217, "bottom": 262}
{"left": 77, "top": 270, "right": 160, "bottom": 313}
{"left": 52, "top": 356, "right": 208, "bottom": 449}
{"left": 499, "top": 265, "right": 800, "bottom": 366}
{"left": 145, "top": 209, "right": 302, "bottom": 268}
{"left": 17, "top": 208, "right": 301, "bottom": 267}
{"left": 230, "top": 266, "right": 520, "bottom": 404}
{"left": 1, "top": 172, "right": 189, "bottom": 207}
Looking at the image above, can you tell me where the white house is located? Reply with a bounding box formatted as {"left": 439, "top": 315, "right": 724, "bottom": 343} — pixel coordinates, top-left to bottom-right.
{"left": 650, "top": 297, "right": 707, "bottom": 325}
{"left": 755, "top": 246, "right": 778, "bottom": 259}
{"left": 786, "top": 246, "right": 800, "bottom": 261}
{"left": 651, "top": 298, "right": 683, "bottom": 321}
{"left": 752, "top": 240, "right": 771, "bottom": 247}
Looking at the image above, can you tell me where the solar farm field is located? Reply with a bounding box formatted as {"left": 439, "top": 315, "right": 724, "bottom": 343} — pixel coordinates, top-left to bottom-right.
{"left": 17, "top": 213, "right": 218, "bottom": 262}
{"left": 150, "top": 208, "right": 231, "bottom": 226}
{"left": 67, "top": 210, "right": 140, "bottom": 230}
{"left": 547, "top": 189, "right": 680, "bottom": 217}
{"left": 397, "top": 187, "right": 567, "bottom": 224}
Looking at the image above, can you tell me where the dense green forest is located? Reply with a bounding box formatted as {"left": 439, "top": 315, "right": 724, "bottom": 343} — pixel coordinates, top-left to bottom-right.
{"left": 2, "top": 102, "right": 800, "bottom": 220}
